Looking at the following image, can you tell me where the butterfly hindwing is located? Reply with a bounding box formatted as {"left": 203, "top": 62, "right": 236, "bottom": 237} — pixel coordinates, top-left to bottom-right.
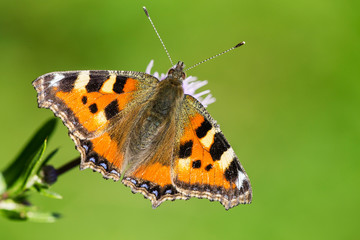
{"left": 172, "top": 95, "right": 252, "bottom": 209}
{"left": 122, "top": 162, "right": 189, "bottom": 208}
{"left": 33, "top": 70, "right": 159, "bottom": 179}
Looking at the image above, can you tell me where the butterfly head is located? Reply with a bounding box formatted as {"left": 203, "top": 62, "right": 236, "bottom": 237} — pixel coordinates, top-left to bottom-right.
{"left": 167, "top": 61, "right": 186, "bottom": 81}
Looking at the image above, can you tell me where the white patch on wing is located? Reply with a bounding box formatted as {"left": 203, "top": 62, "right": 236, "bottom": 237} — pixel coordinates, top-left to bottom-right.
{"left": 101, "top": 74, "right": 116, "bottom": 93}
{"left": 95, "top": 111, "right": 107, "bottom": 125}
{"left": 74, "top": 71, "right": 90, "bottom": 90}
{"left": 50, "top": 73, "right": 65, "bottom": 86}
{"left": 218, "top": 147, "right": 234, "bottom": 170}
{"left": 200, "top": 128, "right": 216, "bottom": 148}
{"left": 235, "top": 170, "right": 247, "bottom": 190}
{"left": 178, "top": 157, "right": 191, "bottom": 170}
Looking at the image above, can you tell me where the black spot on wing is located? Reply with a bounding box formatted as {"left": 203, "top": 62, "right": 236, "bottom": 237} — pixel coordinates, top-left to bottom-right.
{"left": 79, "top": 139, "right": 93, "bottom": 153}
{"left": 86, "top": 153, "right": 99, "bottom": 164}
{"left": 113, "top": 76, "right": 127, "bottom": 94}
{"left": 137, "top": 181, "right": 150, "bottom": 190}
{"left": 210, "top": 132, "right": 230, "bottom": 161}
{"left": 150, "top": 186, "right": 161, "bottom": 200}
{"left": 131, "top": 179, "right": 180, "bottom": 200}
{"left": 224, "top": 157, "right": 241, "bottom": 183}
{"left": 89, "top": 103, "right": 98, "bottom": 113}
{"left": 196, "top": 118, "right": 212, "bottom": 138}
{"left": 99, "top": 161, "right": 108, "bottom": 170}
{"left": 192, "top": 160, "right": 201, "bottom": 169}
{"left": 86, "top": 72, "right": 109, "bottom": 92}
{"left": 104, "top": 99, "right": 119, "bottom": 120}
{"left": 59, "top": 74, "right": 78, "bottom": 92}
{"left": 205, "top": 164, "right": 213, "bottom": 171}
{"left": 82, "top": 96, "right": 87, "bottom": 104}
{"left": 163, "top": 185, "right": 177, "bottom": 196}
{"left": 179, "top": 140, "right": 193, "bottom": 158}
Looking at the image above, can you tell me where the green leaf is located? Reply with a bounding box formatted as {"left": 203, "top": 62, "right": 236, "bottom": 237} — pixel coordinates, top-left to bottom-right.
{"left": 5, "top": 140, "right": 47, "bottom": 196}
{"left": 42, "top": 149, "right": 59, "bottom": 166}
{"left": 26, "top": 211, "right": 60, "bottom": 223}
{"left": 37, "top": 187, "right": 63, "bottom": 200}
{"left": 0, "top": 172, "right": 6, "bottom": 195}
{"left": 22, "top": 140, "right": 47, "bottom": 190}
{"left": 0, "top": 119, "right": 63, "bottom": 222}
{"left": 2, "top": 119, "right": 57, "bottom": 196}
{"left": 0, "top": 199, "right": 60, "bottom": 223}
{"left": 0, "top": 199, "right": 28, "bottom": 220}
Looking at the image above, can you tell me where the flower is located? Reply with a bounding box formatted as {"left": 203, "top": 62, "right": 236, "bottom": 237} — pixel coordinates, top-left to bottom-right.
{"left": 145, "top": 60, "right": 216, "bottom": 107}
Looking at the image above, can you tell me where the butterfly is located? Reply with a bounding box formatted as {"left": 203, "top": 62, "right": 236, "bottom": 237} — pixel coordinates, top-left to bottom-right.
{"left": 32, "top": 59, "right": 252, "bottom": 210}
{"left": 33, "top": 5, "right": 252, "bottom": 209}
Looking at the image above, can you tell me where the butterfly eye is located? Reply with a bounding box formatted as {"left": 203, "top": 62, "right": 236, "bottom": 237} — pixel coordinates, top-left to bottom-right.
{"left": 181, "top": 72, "right": 186, "bottom": 79}
{"left": 168, "top": 69, "right": 175, "bottom": 75}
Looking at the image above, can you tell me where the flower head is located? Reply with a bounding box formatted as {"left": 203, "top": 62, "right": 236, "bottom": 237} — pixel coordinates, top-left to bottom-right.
{"left": 145, "top": 60, "right": 216, "bottom": 107}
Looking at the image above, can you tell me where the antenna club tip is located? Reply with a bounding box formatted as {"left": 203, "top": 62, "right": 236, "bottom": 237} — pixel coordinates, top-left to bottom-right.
{"left": 143, "top": 6, "right": 149, "bottom": 17}
{"left": 234, "top": 41, "right": 246, "bottom": 48}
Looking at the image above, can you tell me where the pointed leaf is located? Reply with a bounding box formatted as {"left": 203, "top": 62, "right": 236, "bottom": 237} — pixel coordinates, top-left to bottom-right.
{"left": 26, "top": 211, "right": 60, "bottom": 223}
{"left": 0, "top": 172, "right": 6, "bottom": 195}
{"left": 0, "top": 199, "right": 59, "bottom": 222}
{"left": 37, "top": 187, "right": 63, "bottom": 200}
{"left": 5, "top": 140, "right": 46, "bottom": 196}
{"left": 22, "top": 141, "right": 48, "bottom": 190}
{"left": 42, "top": 149, "right": 58, "bottom": 166}
{"left": 0, "top": 199, "right": 29, "bottom": 220}
{"left": 2, "top": 119, "right": 57, "bottom": 189}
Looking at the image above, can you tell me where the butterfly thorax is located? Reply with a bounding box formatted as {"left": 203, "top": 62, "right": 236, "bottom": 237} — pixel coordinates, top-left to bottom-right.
{"left": 127, "top": 61, "right": 185, "bottom": 160}
{"left": 145, "top": 61, "right": 185, "bottom": 122}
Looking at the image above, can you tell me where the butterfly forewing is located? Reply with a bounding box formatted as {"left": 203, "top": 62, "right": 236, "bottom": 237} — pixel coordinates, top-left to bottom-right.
{"left": 33, "top": 70, "right": 159, "bottom": 180}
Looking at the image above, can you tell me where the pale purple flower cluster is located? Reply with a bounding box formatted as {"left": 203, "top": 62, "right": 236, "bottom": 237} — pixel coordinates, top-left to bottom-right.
{"left": 145, "top": 60, "right": 216, "bottom": 107}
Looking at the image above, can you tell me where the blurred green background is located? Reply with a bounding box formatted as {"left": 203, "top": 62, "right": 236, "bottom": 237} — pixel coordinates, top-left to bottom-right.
{"left": 0, "top": 0, "right": 359, "bottom": 239}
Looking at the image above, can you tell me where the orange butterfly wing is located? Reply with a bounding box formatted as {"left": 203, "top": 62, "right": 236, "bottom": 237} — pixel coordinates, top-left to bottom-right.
{"left": 33, "top": 70, "right": 158, "bottom": 180}
{"left": 172, "top": 95, "right": 252, "bottom": 209}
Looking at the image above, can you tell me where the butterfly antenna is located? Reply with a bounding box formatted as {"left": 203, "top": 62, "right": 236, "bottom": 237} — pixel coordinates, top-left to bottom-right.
{"left": 185, "top": 41, "right": 245, "bottom": 71}
{"left": 143, "top": 6, "right": 174, "bottom": 66}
